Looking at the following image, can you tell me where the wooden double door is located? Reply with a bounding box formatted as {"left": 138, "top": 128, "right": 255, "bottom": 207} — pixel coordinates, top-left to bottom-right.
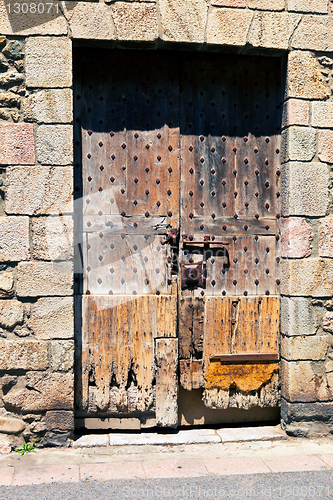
{"left": 74, "top": 49, "right": 281, "bottom": 427}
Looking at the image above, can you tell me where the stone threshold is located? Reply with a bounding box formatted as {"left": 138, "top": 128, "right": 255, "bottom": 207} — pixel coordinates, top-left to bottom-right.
{"left": 73, "top": 425, "right": 286, "bottom": 448}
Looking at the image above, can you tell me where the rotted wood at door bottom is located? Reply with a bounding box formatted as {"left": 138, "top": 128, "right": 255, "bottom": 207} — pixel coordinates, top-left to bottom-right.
{"left": 77, "top": 295, "right": 178, "bottom": 426}
{"left": 179, "top": 296, "right": 280, "bottom": 410}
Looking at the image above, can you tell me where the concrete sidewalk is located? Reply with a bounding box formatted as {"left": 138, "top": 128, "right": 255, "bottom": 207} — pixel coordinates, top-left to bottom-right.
{"left": 1, "top": 426, "right": 333, "bottom": 487}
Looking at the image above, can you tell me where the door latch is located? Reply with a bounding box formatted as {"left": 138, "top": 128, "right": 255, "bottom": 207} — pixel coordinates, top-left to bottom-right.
{"left": 162, "top": 228, "right": 179, "bottom": 247}
{"left": 181, "top": 261, "right": 205, "bottom": 290}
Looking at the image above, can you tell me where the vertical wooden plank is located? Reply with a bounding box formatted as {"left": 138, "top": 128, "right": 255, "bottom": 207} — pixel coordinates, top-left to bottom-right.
{"left": 155, "top": 338, "right": 178, "bottom": 427}
{"left": 179, "top": 297, "right": 193, "bottom": 359}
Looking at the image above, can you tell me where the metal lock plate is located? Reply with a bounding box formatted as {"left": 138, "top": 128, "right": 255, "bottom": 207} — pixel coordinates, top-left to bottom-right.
{"left": 181, "top": 261, "right": 204, "bottom": 290}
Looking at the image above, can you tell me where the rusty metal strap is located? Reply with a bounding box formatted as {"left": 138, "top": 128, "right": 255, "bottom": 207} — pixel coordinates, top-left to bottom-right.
{"left": 210, "top": 353, "right": 279, "bottom": 363}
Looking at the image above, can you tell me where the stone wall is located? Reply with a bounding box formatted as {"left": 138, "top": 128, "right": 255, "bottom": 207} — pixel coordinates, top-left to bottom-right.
{"left": 0, "top": 1, "right": 333, "bottom": 448}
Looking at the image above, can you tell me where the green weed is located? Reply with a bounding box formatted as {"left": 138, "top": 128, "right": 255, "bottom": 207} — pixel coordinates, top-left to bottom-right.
{"left": 14, "top": 438, "right": 41, "bottom": 456}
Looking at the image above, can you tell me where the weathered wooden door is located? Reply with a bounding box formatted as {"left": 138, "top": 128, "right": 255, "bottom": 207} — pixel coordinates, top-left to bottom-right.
{"left": 74, "top": 50, "right": 281, "bottom": 427}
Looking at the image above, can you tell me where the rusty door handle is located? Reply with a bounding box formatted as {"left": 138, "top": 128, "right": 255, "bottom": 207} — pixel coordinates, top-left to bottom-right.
{"left": 161, "top": 228, "right": 179, "bottom": 246}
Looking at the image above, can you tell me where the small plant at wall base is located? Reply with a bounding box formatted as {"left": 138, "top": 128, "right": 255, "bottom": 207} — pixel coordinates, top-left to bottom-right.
{"left": 14, "top": 438, "right": 41, "bottom": 456}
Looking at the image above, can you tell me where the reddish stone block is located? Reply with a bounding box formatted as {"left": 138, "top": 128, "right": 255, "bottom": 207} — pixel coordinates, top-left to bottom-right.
{"left": 319, "top": 217, "right": 333, "bottom": 258}
{"left": 281, "top": 218, "right": 313, "bottom": 258}
{"left": 282, "top": 99, "right": 309, "bottom": 127}
{"left": 212, "top": 0, "right": 246, "bottom": 5}
{"left": 0, "top": 124, "right": 35, "bottom": 165}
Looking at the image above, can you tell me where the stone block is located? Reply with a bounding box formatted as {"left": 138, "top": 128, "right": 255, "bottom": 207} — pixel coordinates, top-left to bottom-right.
{"left": 217, "top": 426, "right": 286, "bottom": 442}
{"left": 2, "top": 41, "right": 23, "bottom": 60}
{"left": 292, "top": 15, "right": 333, "bottom": 52}
{"left": 318, "top": 130, "right": 333, "bottom": 163}
{"left": 287, "top": 0, "right": 329, "bottom": 13}
{"left": 207, "top": 7, "right": 253, "bottom": 46}
{"left": 281, "top": 218, "right": 313, "bottom": 258}
{"left": 41, "top": 432, "right": 72, "bottom": 447}
{"left": 112, "top": 3, "right": 158, "bottom": 41}
{"left": 281, "top": 297, "right": 318, "bottom": 336}
{"left": 16, "top": 262, "right": 73, "bottom": 298}
{"left": 50, "top": 341, "right": 74, "bottom": 372}
{"left": 248, "top": 0, "right": 284, "bottom": 9}
{"left": 248, "top": 12, "right": 301, "bottom": 50}
{"left": 5, "top": 166, "right": 73, "bottom": 216}
{"left": 281, "top": 126, "right": 316, "bottom": 162}
{"left": 0, "top": 91, "right": 20, "bottom": 108}
{"left": 319, "top": 217, "right": 333, "bottom": 257}
{"left": 31, "top": 216, "right": 73, "bottom": 261}
{"left": 287, "top": 51, "right": 329, "bottom": 100}
{"left": 23, "top": 89, "right": 73, "bottom": 124}
{"left": 25, "top": 37, "right": 72, "bottom": 88}
{"left": 211, "top": 0, "right": 246, "bottom": 6}
{"left": 281, "top": 360, "right": 329, "bottom": 402}
{"left": 0, "top": 217, "right": 29, "bottom": 262}
{"left": 0, "top": 1, "right": 67, "bottom": 35}
{"left": 0, "top": 341, "right": 48, "bottom": 371}
{"left": 0, "top": 417, "right": 25, "bottom": 435}
{"left": 282, "top": 99, "right": 310, "bottom": 128}
{"left": 0, "top": 273, "right": 14, "bottom": 298}
{"left": 312, "top": 101, "right": 333, "bottom": 128}
{"left": 0, "top": 124, "right": 35, "bottom": 166}
{"left": 281, "top": 335, "right": 328, "bottom": 361}
{"left": 281, "top": 399, "right": 333, "bottom": 425}
{"left": 0, "top": 300, "right": 24, "bottom": 329}
{"left": 66, "top": 2, "right": 116, "bottom": 40}
{"left": 36, "top": 125, "right": 73, "bottom": 165}
{"left": 322, "top": 311, "right": 333, "bottom": 332}
{"left": 28, "top": 297, "right": 74, "bottom": 340}
{"left": 45, "top": 411, "right": 74, "bottom": 432}
{"left": 159, "top": 0, "right": 208, "bottom": 43}
{"left": 3, "top": 372, "right": 74, "bottom": 411}
{"left": 280, "top": 258, "right": 333, "bottom": 297}
{"left": 73, "top": 434, "right": 109, "bottom": 447}
{"left": 281, "top": 162, "right": 329, "bottom": 217}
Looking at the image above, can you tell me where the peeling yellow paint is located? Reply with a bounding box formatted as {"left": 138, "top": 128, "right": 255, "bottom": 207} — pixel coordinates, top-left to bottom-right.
{"left": 205, "top": 361, "right": 279, "bottom": 393}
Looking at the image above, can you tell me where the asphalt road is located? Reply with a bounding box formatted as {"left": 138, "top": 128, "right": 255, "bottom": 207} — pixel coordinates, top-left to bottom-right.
{"left": 1, "top": 471, "right": 333, "bottom": 500}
